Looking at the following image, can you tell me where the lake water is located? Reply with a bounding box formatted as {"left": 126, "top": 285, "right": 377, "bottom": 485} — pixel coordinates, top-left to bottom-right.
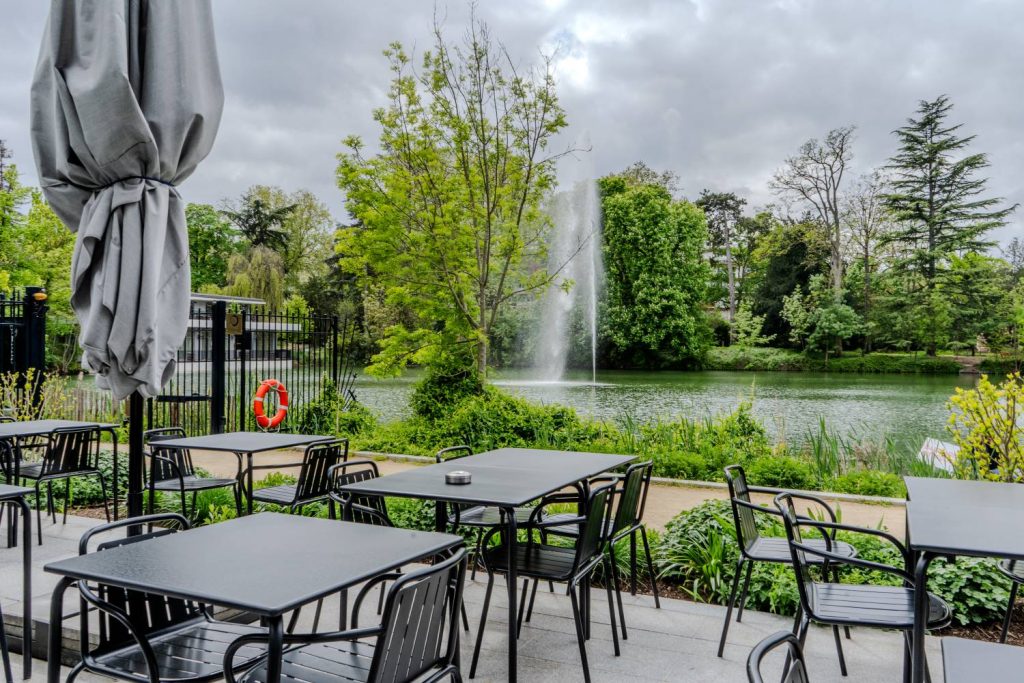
{"left": 352, "top": 369, "right": 976, "bottom": 446}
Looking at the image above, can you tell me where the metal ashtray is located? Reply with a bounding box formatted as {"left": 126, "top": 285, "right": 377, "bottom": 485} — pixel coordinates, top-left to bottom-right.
{"left": 445, "top": 470, "right": 472, "bottom": 485}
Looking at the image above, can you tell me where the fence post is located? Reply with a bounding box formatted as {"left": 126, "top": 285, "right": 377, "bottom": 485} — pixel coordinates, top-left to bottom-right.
{"left": 331, "top": 315, "right": 340, "bottom": 386}
{"left": 21, "top": 287, "right": 47, "bottom": 410}
{"left": 238, "top": 310, "right": 248, "bottom": 432}
{"left": 210, "top": 300, "right": 226, "bottom": 434}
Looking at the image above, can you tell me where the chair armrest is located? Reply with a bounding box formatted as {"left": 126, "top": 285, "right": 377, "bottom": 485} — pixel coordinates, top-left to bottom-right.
{"left": 146, "top": 453, "right": 187, "bottom": 490}
{"left": 223, "top": 626, "right": 383, "bottom": 683}
{"left": 78, "top": 513, "right": 189, "bottom": 554}
{"left": 749, "top": 487, "right": 840, "bottom": 524}
{"left": 794, "top": 518, "right": 909, "bottom": 568}
{"left": 351, "top": 572, "right": 402, "bottom": 624}
{"left": 526, "top": 492, "right": 584, "bottom": 525}
{"left": 78, "top": 581, "right": 161, "bottom": 683}
{"left": 791, "top": 539, "right": 913, "bottom": 583}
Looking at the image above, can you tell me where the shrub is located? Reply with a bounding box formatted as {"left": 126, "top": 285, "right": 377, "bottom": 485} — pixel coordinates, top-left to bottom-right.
{"left": 653, "top": 451, "right": 714, "bottom": 480}
{"left": 292, "top": 381, "right": 378, "bottom": 437}
{"left": 926, "top": 557, "right": 1013, "bottom": 625}
{"left": 829, "top": 470, "right": 906, "bottom": 498}
{"left": 703, "top": 347, "right": 808, "bottom": 371}
{"left": 744, "top": 456, "right": 817, "bottom": 490}
{"left": 409, "top": 359, "right": 484, "bottom": 421}
{"left": 947, "top": 373, "right": 1024, "bottom": 482}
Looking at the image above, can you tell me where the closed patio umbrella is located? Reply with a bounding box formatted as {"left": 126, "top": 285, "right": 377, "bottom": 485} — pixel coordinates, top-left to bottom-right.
{"left": 30, "top": 0, "right": 223, "bottom": 516}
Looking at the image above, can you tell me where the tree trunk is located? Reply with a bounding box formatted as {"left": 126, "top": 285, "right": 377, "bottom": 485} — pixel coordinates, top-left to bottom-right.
{"left": 725, "top": 239, "right": 736, "bottom": 323}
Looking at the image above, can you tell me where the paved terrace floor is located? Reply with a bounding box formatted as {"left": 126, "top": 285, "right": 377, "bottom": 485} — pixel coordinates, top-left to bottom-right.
{"left": 2, "top": 511, "right": 941, "bottom": 682}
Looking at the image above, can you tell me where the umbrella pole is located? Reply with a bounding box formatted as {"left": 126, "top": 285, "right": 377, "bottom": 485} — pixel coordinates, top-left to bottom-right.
{"left": 127, "top": 391, "right": 145, "bottom": 518}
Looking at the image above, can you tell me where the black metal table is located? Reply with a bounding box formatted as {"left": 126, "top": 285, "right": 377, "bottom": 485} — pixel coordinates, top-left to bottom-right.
{"left": 905, "top": 476, "right": 1024, "bottom": 683}
{"left": 0, "top": 485, "right": 32, "bottom": 680}
{"left": 44, "top": 512, "right": 462, "bottom": 683}
{"left": 152, "top": 432, "right": 332, "bottom": 514}
{"left": 339, "top": 447, "right": 635, "bottom": 682}
{"left": 0, "top": 420, "right": 120, "bottom": 519}
{"left": 941, "top": 637, "right": 1024, "bottom": 681}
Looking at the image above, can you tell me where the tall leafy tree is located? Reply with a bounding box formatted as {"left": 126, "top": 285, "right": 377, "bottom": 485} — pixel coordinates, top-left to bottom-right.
{"left": 599, "top": 174, "right": 711, "bottom": 367}
{"left": 185, "top": 203, "right": 238, "bottom": 290}
{"left": 696, "top": 190, "right": 746, "bottom": 322}
{"left": 221, "top": 187, "right": 295, "bottom": 251}
{"left": 883, "top": 95, "right": 1017, "bottom": 354}
{"left": 337, "top": 15, "right": 569, "bottom": 377}
{"left": 770, "top": 126, "right": 855, "bottom": 296}
{"left": 842, "top": 171, "right": 894, "bottom": 351}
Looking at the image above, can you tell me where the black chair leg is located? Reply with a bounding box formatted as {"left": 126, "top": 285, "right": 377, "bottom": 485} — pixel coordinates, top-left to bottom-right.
{"left": 629, "top": 530, "right": 638, "bottom": 596}
{"left": 735, "top": 559, "right": 754, "bottom": 622}
{"left": 0, "top": 600, "right": 13, "bottom": 683}
{"left": 832, "top": 625, "right": 848, "bottom": 676}
{"left": 641, "top": 526, "right": 660, "bottom": 608}
{"left": 470, "top": 529, "right": 483, "bottom": 582}
{"left": 1001, "top": 580, "right": 1019, "bottom": 643}
{"left": 608, "top": 543, "right": 628, "bottom": 640}
{"left": 460, "top": 601, "right": 470, "bottom": 633}
{"left": 717, "top": 557, "right": 745, "bottom": 657}
{"left": 62, "top": 479, "right": 71, "bottom": 523}
{"left": 568, "top": 583, "right": 592, "bottom": 683}
{"left": 233, "top": 484, "right": 242, "bottom": 517}
{"left": 97, "top": 474, "right": 111, "bottom": 522}
{"left": 469, "top": 572, "right": 495, "bottom": 679}
{"left": 516, "top": 579, "right": 529, "bottom": 638}
{"left": 603, "top": 557, "right": 621, "bottom": 656}
{"left": 34, "top": 482, "right": 42, "bottom": 545}
{"left": 46, "top": 482, "right": 55, "bottom": 524}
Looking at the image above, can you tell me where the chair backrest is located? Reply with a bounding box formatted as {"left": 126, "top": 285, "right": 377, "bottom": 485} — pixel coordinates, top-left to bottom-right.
{"left": 610, "top": 460, "right": 653, "bottom": 537}
{"left": 294, "top": 438, "right": 348, "bottom": 503}
{"left": 435, "top": 445, "right": 472, "bottom": 463}
{"left": 366, "top": 548, "right": 468, "bottom": 683}
{"left": 145, "top": 427, "right": 194, "bottom": 482}
{"left": 76, "top": 514, "right": 196, "bottom": 657}
{"left": 774, "top": 493, "right": 815, "bottom": 618}
{"left": 747, "top": 631, "right": 810, "bottom": 683}
{"left": 725, "top": 464, "right": 761, "bottom": 553}
{"left": 572, "top": 482, "right": 616, "bottom": 575}
{"left": 331, "top": 459, "right": 392, "bottom": 526}
{"left": 43, "top": 426, "right": 99, "bottom": 476}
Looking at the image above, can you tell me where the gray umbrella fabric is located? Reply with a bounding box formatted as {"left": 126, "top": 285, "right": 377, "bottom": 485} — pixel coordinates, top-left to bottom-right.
{"left": 30, "top": 0, "right": 223, "bottom": 400}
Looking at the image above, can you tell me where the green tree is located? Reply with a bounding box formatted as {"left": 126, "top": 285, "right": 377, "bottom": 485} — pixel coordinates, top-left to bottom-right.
{"left": 336, "top": 16, "right": 568, "bottom": 377}
{"left": 807, "top": 301, "right": 861, "bottom": 362}
{"left": 599, "top": 176, "right": 711, "bottom": 367}
{"left": 731, "top": 301, "right": 774, "bottom": 348}
{"left": 280, "top": 190, "right": 334, "bottom": 290}
{"left": 943, "top": 253, "right": 1013, "bottom": 354}
{"left": 221, "top": 187, "right": 295, "bottom": 251}
{"left": 224, "top": 246, "right": 285, "bottom": 311}
{"left": 186, "top": 203, "right": 238, "bottom": 290}
{"left": 780, "top": 288, "right": 812, "bottom": 349}
{"left": 696, "top": 190, "right": 746, "bottom": 322}
{"left": 883, "top": 95, "right": 1017, "bottom": 355}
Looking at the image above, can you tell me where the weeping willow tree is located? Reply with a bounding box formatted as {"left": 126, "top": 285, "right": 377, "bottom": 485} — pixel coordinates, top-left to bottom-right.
{"left": 224, "top": 246, "right": 285, "bottom": 311}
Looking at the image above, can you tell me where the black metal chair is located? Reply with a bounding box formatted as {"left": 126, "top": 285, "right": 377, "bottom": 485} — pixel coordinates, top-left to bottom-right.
{"left": 67, "top": 513, "right": 268, "bottom": 683}
{"left": 224, "top": 547, "right": 469, "bottom": 683}
{"left": 435, "top": 445, "right": 540, "bottom": 580}
{"left": 540, "top": 460, "right": 661, "bottom": 639}
{"left": 775, "top": 492, "right": 952, "bottom": 681}
{"left": 998, "top": 559, "right": 1024, "bottom": 643}
{"left": 18, "top": 426, "right": 109, "bottom": 544}
{"left": 718, "top": 464, "right": 857, "bottom": 661}
{"left": 251, "top": 438, "right": 348, "bottom": 513}
{"left": 144, "top": 428, "right": 241, "bottom": 518}
{"left": 470, "top": 483, "right": 620, "bottom": 683}
{"left": 747, "top": 631, "right": 809, "bottom": 683}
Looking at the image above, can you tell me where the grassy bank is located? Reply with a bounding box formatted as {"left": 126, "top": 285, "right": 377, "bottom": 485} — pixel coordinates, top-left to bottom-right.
{"left": 704, "top": 346, "right": 963, "bottom": 374}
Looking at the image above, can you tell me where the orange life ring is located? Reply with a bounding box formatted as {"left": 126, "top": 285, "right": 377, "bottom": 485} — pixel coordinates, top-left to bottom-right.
{"left": 253, "top": 378, "right": 288, "bottom": 429}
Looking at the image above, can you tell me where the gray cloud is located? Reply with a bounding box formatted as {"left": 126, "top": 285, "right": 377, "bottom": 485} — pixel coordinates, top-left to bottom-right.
{"left": 2, "top": 0, "right": 1020, "bottom": 244}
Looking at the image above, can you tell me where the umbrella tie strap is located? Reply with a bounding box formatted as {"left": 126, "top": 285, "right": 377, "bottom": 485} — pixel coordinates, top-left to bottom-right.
{"left": 99, "top": 176, "right": 177, "bottom": 189}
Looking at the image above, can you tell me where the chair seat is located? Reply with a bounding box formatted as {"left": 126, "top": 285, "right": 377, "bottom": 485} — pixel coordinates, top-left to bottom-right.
{"left": 999, "top": 558, "right": 1024, "bottom": 582}
{"left": 482, "top": 542, "right": 577, "bottom": 580}
{"left": 17, "top": 462, "right": 98, "bottom": 480}
{"left": 237, "top": 639, "right": 377, "bottom": 683}
{"left": 250, "top": 484, "right": 299, "bottom": 506}
{"left": 95, "top": 618, "right": 267, "bottom": 682}
{"left": 746, "top": 536, "right": 857, "bottom": 565}
{"left": 455, "top": 505, "right": 537, "bottom": 527}
{"left": 153, "top": 475, "right": 237, "bottom": 492}
{"left": 809, "top": 583, "right": 951, "bottom": 629}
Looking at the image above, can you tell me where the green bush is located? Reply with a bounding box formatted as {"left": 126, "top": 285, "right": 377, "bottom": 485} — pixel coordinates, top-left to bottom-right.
{"left": 703, "top": 347, "right": 808, "bottom": 371}
{"left": 652, "top": 451, "right": 715, "bottom": 480}
{"left": 979, "top": 356, "right": 1022, "bottom": 375}
{"left": 703, "top": 347, "right": 961, "bottom": 374}
{"left": 926, "top": 557, "right": 1013, "bottom": 625}
{"left": 409, "top": 359, "right": 484, "bottom": 421}
{"left": 744, "top": 456, "right": 817, "bottom": 490}
{"left": 293, "top": 381, "right": 378, "bottom": 437}
{"left": 829, "top": 470, "right": 906, "bottom": 498}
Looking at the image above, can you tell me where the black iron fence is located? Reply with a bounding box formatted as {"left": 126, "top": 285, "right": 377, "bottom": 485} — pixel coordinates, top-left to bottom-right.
{"left": 0, "top": 287, "right": 47, "bottom": 377}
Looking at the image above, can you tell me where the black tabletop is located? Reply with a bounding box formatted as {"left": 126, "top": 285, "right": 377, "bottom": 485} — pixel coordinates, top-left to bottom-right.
{"left": 904, "top": 476, "right": 1024, "bottom": 560}
{"left": 0, "top": 484, "right": 32, "bottom": 500}
{"left": 0, "top": 419, "right": 117, "bottom": 439}
{"left": 45, "top": 513, "right": 462, "bottom": 615}
{"left": 341, "top": 448, "right": 635, "bottom": 508}
{"left": 941, "top": 637, "right": 1024, "bottom": 682}
{"left": 153, "top": 431, "right": 333, "bottom": 454}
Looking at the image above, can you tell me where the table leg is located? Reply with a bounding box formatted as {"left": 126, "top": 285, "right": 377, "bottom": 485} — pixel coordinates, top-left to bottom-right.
{"left": 46, "top": 578, "right": 73, "bottom": 683}
{"left": 911, "top": 552, "right": 933, "bottom": 683}
{"left": 16, "top": 498, "right": 30, "bottom": 679}
{"left": 265, "top": 616, "right": 284, "bottom": 683}
{"left": 245, "top": 453, "right": 254, "bottom": 516}
{"left": 504, "top": 506, "right": 518, "bottom": 683}
{"left": 434, "top": 501, "right": 448, "bottom": 533}
{"left": 108, "top": 429, "right": 119, "bottom": 521}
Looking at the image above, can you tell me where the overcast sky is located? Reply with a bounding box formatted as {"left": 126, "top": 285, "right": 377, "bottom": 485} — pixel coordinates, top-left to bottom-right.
{"left": 2, "top": 0, "right": 1020, "bottom": 244}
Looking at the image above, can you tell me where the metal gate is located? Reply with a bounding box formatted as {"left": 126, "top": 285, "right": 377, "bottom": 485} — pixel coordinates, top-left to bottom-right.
{"left": 0, "top": 287, "right": 47, "bottom": 377}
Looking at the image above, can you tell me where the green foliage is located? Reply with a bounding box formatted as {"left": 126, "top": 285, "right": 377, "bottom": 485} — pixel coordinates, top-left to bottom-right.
{"left": 730, "top": 301, "right": 775, "bottom": 348}
{"left": 224, "top": 245, "right": 285, "bottom": 311}
{"left": 806, "top": 300, "right": 861, "bottom": 360}
{"left": 292, "top": 380, "right": 378, "bottom": 437}
{"left": 336, "top": 19, "right": 567, "bottom": 377}
{"left": 703, "top": 346, "right": 809, "bottom": 371}
{"left": 599, "top": 175, "right": 712, "bottom": 367}
{"left": 409, "top": 358, "right": 484, "bottom": 421}
{"left": 926, "top": 557, "right": 1012, "bottom": 625}
{"left": 744, "top": 456, "right": 816, "bottom": 490}
{"left": 185, "top": 203, "right": 238, "bottom": 289}
{"left": 703, "top": 347, "right": 960, "bottom": 374}
{"left": 947, "top": 373, "right": 1024, "bottom": 482}
{"left": 829, "top": 470, "right": 906, "bottom": 498}
{"left": 221, "top": 186, "right": 295, "bottom": 251}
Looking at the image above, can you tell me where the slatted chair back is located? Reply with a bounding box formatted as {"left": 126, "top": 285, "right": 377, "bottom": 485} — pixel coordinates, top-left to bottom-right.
{"left": 144, "top": 427, "right": 195, "bottom": 482}
{"left": 435, "top": 445, "right": 472, "bottom": 463}
{"left": 572, "top": 482, "right": 616, "bottom": 574}
{"left": 331, "top": 459, "right": 392, "bottom": 526}
{"left": 747, "top": 631, "right": 810, "bottom": 683}
{"left": 366, "top": 548, "right": 468, "bottom": 683}
{"left": 725, "top": 465, "right": 761, "bottom": 554}
{"left": 610, "top": 460, "right": 653, "bottom": 537}
{"left": 42, "top": 426, "right": 99, "bottom": 477}
{"left": 775, "top": 493, "right": 816, "bottom": 617}
{"left": 77, "top": 514, "right": 195, "bottom": 657}
{"left": 294, "top": 438, "right": 348, "bottom": 503}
